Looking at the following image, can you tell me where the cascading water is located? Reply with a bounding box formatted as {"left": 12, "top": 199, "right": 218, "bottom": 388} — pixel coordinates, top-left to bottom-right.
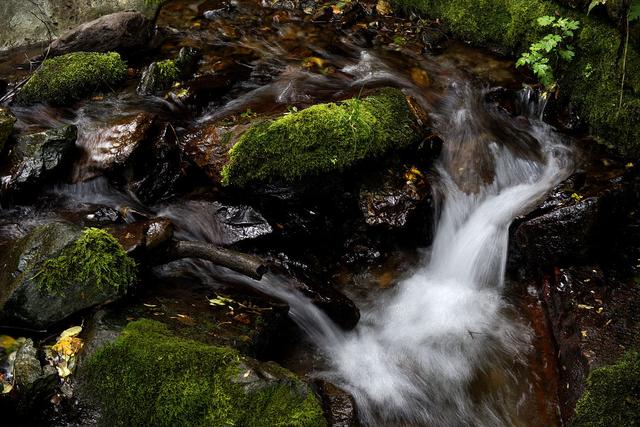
{"left": 237, "top": 83, "right": 573, "bottom": 425}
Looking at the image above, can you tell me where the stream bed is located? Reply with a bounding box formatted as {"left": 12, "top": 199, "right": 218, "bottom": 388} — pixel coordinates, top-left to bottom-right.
{"left": 1, "top": 0, "right": 639, "bottom": 426}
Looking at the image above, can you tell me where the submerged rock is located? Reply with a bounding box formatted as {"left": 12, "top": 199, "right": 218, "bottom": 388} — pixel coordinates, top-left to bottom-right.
{"left": 0, "top": 224, "right": 136, "bottom": 328}
{"left": 0, "top": 108, "right": 16, "bottom": 153}
{"left": 0, "top": 125, "right": 77, "bottom": 195}
{"left": 185, "top": 88, "right": 426, "bottom": 187}
{"left": 80, "top": 319, "right": 327, "bottom": 426}
{"left": 16, "top": 52, "right": 127, "bottom": 106}
{"left": 46, "top": 11, "right": 154, "bottom": 57}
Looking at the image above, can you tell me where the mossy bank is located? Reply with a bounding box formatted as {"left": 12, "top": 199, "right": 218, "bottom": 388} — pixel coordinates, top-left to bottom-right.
{"left": 391, "top": 0, "right": 640, "bottom": 158}
{"left": 221, "top": 88, "right": 422, "bottom": 186}
{"left": 82, "top": 319, "right": 327, "bottom": 427}
{"left": 16, "top": 51, "right": 127, "bottom": 105}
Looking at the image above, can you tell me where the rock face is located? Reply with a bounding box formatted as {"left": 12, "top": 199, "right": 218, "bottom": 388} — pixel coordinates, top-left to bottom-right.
{"left": 0, "top": 224, "right": 136, "bottom": 328}
{"left": 0, "top": 0, "right": 159, "bottom": 52}
{"left": 80, "top": 319, "right": 327, "bottom": 426}
{"left": 46, "top": 11, "right": 154, "bottom": 57}
{"left": 0, "top": 125, "right": 77, "bottom": 195}
{"left": 0, "top": 108, "right": 16, "bottom": 153}
{"left": 212, "top": 202, "right": 273, "bottom": 245}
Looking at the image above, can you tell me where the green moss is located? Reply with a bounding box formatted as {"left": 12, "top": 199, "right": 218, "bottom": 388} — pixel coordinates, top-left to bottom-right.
{"left": 391, "top": 0, "right": 640, "bottom": 157}
{"left": 572, "top": 351, "right": 640, "bottom": 426}
{"left": 83, "top": 319, "right": 326, "bottom": 427}
{"left": 16, "top": 52, "right": 127, "bottom": 106}
{"left": 222, "top": 88, "right": 418, "bottom": 186}
{"left": 33, "top": 227, "right": 136, "bottom": 296}
{"left": 137, "top": 59, "right": 181, "bottom": 94}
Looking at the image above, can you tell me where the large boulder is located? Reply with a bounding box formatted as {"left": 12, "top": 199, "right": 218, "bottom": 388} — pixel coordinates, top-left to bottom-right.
{"left": 183, "top": 88, "right": 427, "bottom": 187}
{"left": 0, "top": 224, "right": 136, "bottom": 328}
{"left": 46, "top": 11, "right": 154, "bottom": 57}
{"left": 80, "top": 319, "right": 327, "bottom": 426}
{"left": 0, "top": 125, "right": 77, "bottom": 195}
{"left": 16, "top": 52, "right": 127, "bottom": 105}
{"left": 0, "top": 0, "right": 160, "bottom": 52}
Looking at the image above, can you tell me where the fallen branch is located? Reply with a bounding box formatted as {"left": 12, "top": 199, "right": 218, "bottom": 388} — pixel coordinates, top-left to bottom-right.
{"left": 168, "top": 240, "right": 267, "bottom": 280}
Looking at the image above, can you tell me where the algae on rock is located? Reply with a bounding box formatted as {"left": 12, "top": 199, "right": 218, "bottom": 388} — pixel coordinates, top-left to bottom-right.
{"left": 82, "top": 319, "right": 327, "bottom": 427}
{"left": 221, "top": 88, "right": 421, "bottom": 186}
{"left": 16, "top": 51, "right": 127, "bottom": 105}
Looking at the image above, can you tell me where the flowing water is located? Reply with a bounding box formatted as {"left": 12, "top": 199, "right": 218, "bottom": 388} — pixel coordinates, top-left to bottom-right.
{"left": 0, "top": 0, "right": 575, "bottom": 424}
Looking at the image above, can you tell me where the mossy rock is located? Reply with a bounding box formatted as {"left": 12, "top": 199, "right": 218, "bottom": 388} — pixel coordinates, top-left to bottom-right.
{"left": 221, "top": 88, "right": 421, "bottom": 186}
{"left": 16, "top": 51, "right": 127, "bottom": 105}
{"left": 136, "top": 59, "right": 180, "bottom": 95}
{"left": 390, "top": 0, "right": 640, "bottom": 157}
{"left": 572, "top": 351, "right": 640, "bottom": 427}
{"left": 81, "top": 319, "right": 327, "bottom": 427}
{"left": 0, "top": 224, "right": 136, "bottom": 328}
{"left": 0, "top": 108, "right": 16, "bottom": 152}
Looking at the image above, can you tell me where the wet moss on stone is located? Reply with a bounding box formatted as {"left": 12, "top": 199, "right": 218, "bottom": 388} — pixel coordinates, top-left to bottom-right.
{"left": 33, "top": 227, "right": 136, "bottom": 296}
{"left": 572, "top": 351, "right": 640, "bottom": 426}
{"left": 83, "top": 319, "right": 326, "bottom": 427}
{"left": 222, "top": 88, "right": 418, "bottom": 186}
{"left": 16, "top": 51, "right": 127, "bottom": 105}
{"left": 136, "top": 59, "right": 181, "bottom": 94}
{"left": 390, "top": 0, "right": 640, "bottom": 157}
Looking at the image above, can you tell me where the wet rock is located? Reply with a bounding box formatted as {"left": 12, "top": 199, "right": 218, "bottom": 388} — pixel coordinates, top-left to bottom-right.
{"left": 46, "top": 11, "right": 154, "bottom": 57}
{"left": 13, "top": 339, "right": 42, "bottom": 388}
{"left": 0, "top": 125, "right": 77, "bottom": 195}
{"left": 0, "top": 223, "right": 135, "bottom": 328}
{"left": 78, "top": 113, "right": 155, "bottom": 181}
{"left": 0, "top": 108, "right": 16, "bottom": 153}
{"left": 86, "top": 207, "right": 123, "bottom": 224}
{"left": 315, "top": 380, "right": 360, "bottom": 427}
{"left": 108, "top": 218, "right": 174, "bottom": 257}
{"left": 541, "top": 265, "right": 640, "bottom": 422}
{"left": 420, "top": 27, "right": 447, "bottom": 53}
{"left": 138, "top": 47, "right": 202, "bottom": 95}
{"left": 124, "top": 121, "right": 184, "bottom": 204}
{"left": 358, "top": 166, "right": 431, "bottom": 228}
{"left": 212, "top": 202, "right": 273, "bottom": 245}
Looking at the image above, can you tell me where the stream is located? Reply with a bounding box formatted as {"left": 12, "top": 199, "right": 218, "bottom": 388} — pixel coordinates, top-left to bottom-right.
{"left": 0, "top": 0, "right": 582, "bottom": 425}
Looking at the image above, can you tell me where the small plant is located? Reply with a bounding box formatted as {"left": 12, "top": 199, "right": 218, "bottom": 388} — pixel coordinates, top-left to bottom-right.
{"left": 516, "top": 16, "right": 580, "bottom": 89}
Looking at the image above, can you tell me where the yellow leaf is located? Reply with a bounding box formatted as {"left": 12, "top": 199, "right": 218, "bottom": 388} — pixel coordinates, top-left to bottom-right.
{"left": 52, "top": 337, "right": 84, "bottom": 357}
{"left": 0, "top": 335, "right": 18, "bottom": 352}
{"left": 60, "top": 326, "right": 82, "bottom": 339}
{"left": 2, "top": 383, "right": 12, "bottom": 394}
{"left": 577, "top": 304, "right": 594, "bottom": 310}
{"left": 57, "top": 364, "right": 72, "bottom": 378}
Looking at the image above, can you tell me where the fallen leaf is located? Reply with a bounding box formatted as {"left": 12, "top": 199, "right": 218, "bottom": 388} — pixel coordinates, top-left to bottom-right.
{"left": 0, "top": 335, "right": 18, "bottom": 352}
{"left": 2, "top": 383, "right": 12, "bottom": 394}
{"left": 577, "top": 304, "right": 594, "bottom": 310}
{"left": 52, "top": 337, "right": 84, "bottom": 357}
{"left": 60, "top": 326, "right": 82, "bottom": 338}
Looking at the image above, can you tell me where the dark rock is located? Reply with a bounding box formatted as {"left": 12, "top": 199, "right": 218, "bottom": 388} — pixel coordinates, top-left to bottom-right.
{"left": 358, "top": 167, "right": 431, "bottom": 228}
{"left": 175, "top": 47, "right": 202, "bottom": 78}
{"left": 107, "top": 218, "right": 174, "bottom": 257}
{"left": 0, "top": 107, "right": 16, "bottom": 152}
{"left": 0, "top": 222, "right": 124, "bottom": 328}
{"left": 212, "top": 202, "right": 273, "bottom": 245}
{"left": 46, "top": 11, "right": 154, "bottom": 57}
{"left": 76, "top": 113, "right": 155, "bottom": 181}
{"left": 315, "top": 380, "right": 360, "bottom": 427}
{"left": 168, "top": 63, "right": 247, "bottom": 109}
{"left": 183, "top": 123, "right": 249, "bottom": 183}
{"left": 420, "top": 27, "right": 447, "bottom": 53}
{"left": 0, "top": 125, "right": 77, "bottom": 195}
{"left": 541, "top": 265, "right": 640, "bottom": 422}
{"left": 86, "top": 207, "right": 123, "bottom": 223}
{"left": 125, "top": 121, "right": 184, "bottom": 204}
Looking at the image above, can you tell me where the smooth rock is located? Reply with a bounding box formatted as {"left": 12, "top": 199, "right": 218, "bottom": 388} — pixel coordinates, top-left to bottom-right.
{"left": 46, "top": 11, "right": 154, "bottom": 57}
{"left": 0, "top": 125, "right": 77, "bottom": 195}
{"left": 316, "top": 380, "right": 360, "bottom": 427}
{"left": 212, "top": 202, "right": 273, "bottom": 245}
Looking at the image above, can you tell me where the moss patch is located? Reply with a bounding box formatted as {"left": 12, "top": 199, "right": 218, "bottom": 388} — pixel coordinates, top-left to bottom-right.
{"left": 33, "top": 227, "right": 136, "bottom": 296}
{"left": 16, "top": 51, "right": 127, "bottom": 105}
{"left": 572, "top": 351, "right": 640, "bottom": 426}
{"left": 83, "top": 319, "right": 326, "bottom": 427}
{"left": 222, "top": 88, "right": 418, "bottom": 186}
{"left": 391, "top": 0, "right": 640, "bottom": 157}
{"left": 137, "top": 59, "right": 181, "bottom": 94}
